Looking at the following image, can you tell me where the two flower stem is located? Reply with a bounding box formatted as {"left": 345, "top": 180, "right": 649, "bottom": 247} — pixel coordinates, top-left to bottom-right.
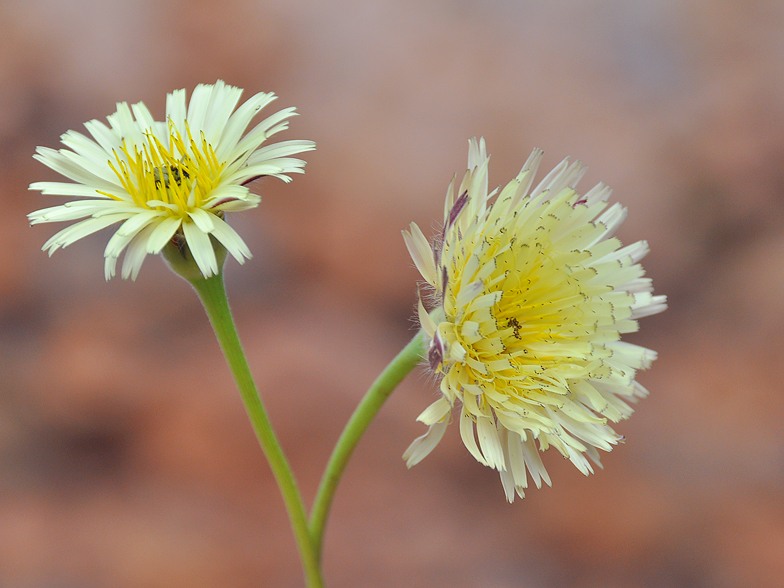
{"left": 190, "top": 273, "right": 424, "bottom": 587}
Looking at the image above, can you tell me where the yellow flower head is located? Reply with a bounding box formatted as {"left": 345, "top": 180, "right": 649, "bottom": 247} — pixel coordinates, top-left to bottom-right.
{"left": 402, "top": 138, "right": 666, "bottom": 502}
{"left": 29, "top": 80, "right": 315, "bottom": 280}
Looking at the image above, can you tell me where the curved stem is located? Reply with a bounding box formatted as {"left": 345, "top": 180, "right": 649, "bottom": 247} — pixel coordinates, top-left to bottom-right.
{"left": 190, "top": 274, "right": 323, "bottom": 588}
{"left": 309, "top": 331, "right": 425, "bottom": 559}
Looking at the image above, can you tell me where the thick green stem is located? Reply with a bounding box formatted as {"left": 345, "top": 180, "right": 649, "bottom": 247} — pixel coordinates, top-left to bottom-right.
{"left": 190, "top": 274, "right": 323, "bottom": 588}
{"left": 309, "top": 331, "right": 425, "bottom": 558}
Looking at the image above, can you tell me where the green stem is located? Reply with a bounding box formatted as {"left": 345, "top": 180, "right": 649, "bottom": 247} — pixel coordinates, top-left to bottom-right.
{"left": 309, "top": 331, "right": 425, "bottom": 559}
{"left": 190, "top": 273, "right": 323, "bottom": 588}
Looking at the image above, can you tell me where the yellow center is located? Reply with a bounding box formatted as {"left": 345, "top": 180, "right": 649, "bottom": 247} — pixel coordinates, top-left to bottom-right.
{"left": 101, "top": 121, "right": 225, "bottom": 217}
{"left": 441, "top": 198, "right": 622, "bottom": 406}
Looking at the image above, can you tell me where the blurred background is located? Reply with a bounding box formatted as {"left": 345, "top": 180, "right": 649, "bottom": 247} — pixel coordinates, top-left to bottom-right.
{"left": 1, "top": 0, "right": 783, "bottom": 586}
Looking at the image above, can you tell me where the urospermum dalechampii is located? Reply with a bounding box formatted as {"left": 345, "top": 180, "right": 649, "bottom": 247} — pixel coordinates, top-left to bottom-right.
{"left": 29, "top": 80, "right": 315, "bottom": 280}
{"left": 402, "top": 138, "right": 666, "bottom": 502}
{"left": 25, "top": 84, "right": 670, "bottom": 584}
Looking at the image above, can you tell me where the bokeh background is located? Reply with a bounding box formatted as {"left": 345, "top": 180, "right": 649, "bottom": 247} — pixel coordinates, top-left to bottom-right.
{"left": 1, "top": 0, "right": 783, "bottom": 586}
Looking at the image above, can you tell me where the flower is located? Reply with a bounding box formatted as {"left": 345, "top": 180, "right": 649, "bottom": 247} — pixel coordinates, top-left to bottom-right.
{"left": 29, "top": 80, "right": 315, "bottom": 280}
{"left": 402, "top": 138, "right": 666, "bottom": 502}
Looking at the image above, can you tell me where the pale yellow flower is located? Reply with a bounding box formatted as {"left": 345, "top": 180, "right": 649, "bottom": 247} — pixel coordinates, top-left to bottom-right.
{"left": 403, "top": 138, "right": 666, "bottom": 501}
{"left": 29, "top": 80, "right": 315, "bottom": 280}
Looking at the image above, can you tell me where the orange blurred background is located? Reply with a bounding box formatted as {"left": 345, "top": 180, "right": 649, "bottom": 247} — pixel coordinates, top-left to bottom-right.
{"left": 2, "top": 1, "right": 783, "bottom": 586}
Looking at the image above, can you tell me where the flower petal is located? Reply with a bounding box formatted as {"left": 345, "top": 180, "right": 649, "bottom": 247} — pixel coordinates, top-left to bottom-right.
{"left": 402, "top": 419, "right": 448, "bottom": 468}
{"left": 146, "top": 216, "right": 183, "bottom": 254}
{"left": 121, "top": 223, "right": 157, "bottom": 280}
{"left": 182, "top": 219, "right": 218, "bottom": 277}
{"left": 402, "top": 222, "right": 437, "bottom": 285}
{"left": 209, "top": 215, "right": 252, "bottom": 263}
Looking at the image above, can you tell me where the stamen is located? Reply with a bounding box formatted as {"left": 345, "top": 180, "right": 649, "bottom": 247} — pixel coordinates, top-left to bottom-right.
{"left": 102, "top": 120, "right": 226, "bottom": 217}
